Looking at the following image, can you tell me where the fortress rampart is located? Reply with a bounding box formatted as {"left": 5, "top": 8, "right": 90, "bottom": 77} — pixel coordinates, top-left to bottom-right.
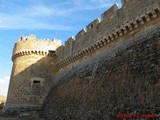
{"left": 3, "top": 0, "right": 160, "bottom": 119}
{"left": 54, "top": 0, "right": 160, "bottom": 71}
{"left": 6, "top": 35, "right": 61, "bottom": 110}
{"left": 39, "top": 0, "right": 160, "bottom": 119}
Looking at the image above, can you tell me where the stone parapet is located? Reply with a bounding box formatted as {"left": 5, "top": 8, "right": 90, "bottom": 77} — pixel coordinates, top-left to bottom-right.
{"left": 12, "top": 35, "right": 61, "bottom": 61}
{"left": 55, "top": 4, "right": 160, "bottom": 71}
{"left": 54, "top": 0, "right": 160, "bottom": 71}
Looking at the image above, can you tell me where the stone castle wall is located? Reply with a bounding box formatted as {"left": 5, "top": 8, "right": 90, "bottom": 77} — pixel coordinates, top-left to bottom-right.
{"left": 54, "top": 0, "right": 160, "bottom": 71}
{"left": 40, "top": 19, "right": 160, "bottom": 120}
{"left": 12, "top": 35, "right": 61, "bottom": 60}
{"left": 39, "top": 0, "right": 160, "bottom": 119}
{"left": 6, "top": 36, "right": 61, "bottom": 107}
{"left": 3, "top": 0, "right": 160, "bottom": 119}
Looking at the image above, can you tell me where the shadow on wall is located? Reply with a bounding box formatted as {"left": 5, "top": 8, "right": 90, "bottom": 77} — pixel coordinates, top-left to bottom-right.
{"left": 6, "top": 53, "right": 55, "bottom": 108}
{"left": 39, "top": 28, "right": 160, "bottom": 120}
{"left": 0, "top": 103, "right": 5, "bottom": 110}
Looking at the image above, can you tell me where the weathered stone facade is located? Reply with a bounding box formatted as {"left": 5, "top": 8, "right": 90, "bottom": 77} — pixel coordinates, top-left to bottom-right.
{"left": 40, "top": 24, "right": 160, "bottom": 120}
{"left": 1, "top": 0, "right": 160, "bottom": 119}
{"left": 5, "top": 36, "right": 61, "bottom": 112}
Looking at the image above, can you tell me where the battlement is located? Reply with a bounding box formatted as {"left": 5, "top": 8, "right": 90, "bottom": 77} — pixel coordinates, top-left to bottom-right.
{"left": 121, "top": 0, "right": 130, "bottom": 6}
{"left": 5, "top": 0, "right": 160, "bottom": 117}
{"left": 10, "top": 0, "right": 160, "bottom": 68}
{"left": 86, "top": 18, "right": 100, "bottom": 32}
{"left": 12, "top": 35, "right": 61, "bottom": 60}
{"left": 7, "top": 37, "right": 61, "bottom": 109}
{"left": 101, "top": 3, "right": 118, "bottom": 22}
{"left": 54, "top": 0, "right": 160, "bottom": 70}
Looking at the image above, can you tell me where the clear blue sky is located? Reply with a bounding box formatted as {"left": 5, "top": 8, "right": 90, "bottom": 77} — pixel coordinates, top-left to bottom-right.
{"left": 0, "top": 0, "right": 121, "bottom": 96}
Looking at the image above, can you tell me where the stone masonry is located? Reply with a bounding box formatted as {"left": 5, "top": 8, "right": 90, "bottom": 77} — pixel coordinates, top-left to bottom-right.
{"left": 1, "top": 0, "right": 160, "bottom": 119}
{"left": 4, "top": 36, "right": 61, "bottom": 114}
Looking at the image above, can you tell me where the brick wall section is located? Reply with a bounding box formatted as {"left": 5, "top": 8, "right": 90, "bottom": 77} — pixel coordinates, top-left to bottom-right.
{"left": 40, "top": 25, "right": 160, "bottom": 119}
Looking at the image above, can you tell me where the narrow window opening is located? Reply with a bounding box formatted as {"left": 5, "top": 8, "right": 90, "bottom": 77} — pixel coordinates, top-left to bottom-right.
{"left": 31, "top": 77, "right": 44, "bottom": 87}
{"left": 33, "top": 80, "right": 40, "bottom": 84}
{"left": 91, "top": 24, "right": 94, "bottom": 28}
{"left": 49, "top": 50, "right": 55, "bottom": 53}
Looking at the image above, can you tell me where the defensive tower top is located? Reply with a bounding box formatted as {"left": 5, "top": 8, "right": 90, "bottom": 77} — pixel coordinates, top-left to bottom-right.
{"left": 12, "top": 35, "right": 61, "bottom": 61}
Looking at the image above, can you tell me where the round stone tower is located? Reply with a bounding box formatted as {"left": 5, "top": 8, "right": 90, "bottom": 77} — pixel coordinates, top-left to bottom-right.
{"left": 5, "top": 35, "right": 61, "bottom": 111}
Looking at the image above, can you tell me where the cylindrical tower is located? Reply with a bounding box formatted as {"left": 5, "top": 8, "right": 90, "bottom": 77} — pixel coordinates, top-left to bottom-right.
{"left": 5, "top": 35, "right": 61, "bottom": 111}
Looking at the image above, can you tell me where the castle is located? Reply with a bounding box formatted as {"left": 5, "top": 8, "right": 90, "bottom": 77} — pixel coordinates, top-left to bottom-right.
{"left": 2, "top": 0, "right": 160, "bottom": 119}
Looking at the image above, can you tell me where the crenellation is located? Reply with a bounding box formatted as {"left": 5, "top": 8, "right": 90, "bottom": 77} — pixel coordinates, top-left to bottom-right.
{"left": 67, "top": 36, "right": 75, "bottom": 42}
{"left": 4, "top": 0, "right": 160, "bottom": 118}
{"left": 75, "top": 28, "right": 87, "bottom": 39}
{"left": 27, "top": 34, "right": 36, "bottom": 41}
{"left": 13, "top": 35, "right": 61, "bottom": 59}
{"left": 121, "top": 0, "right": 129, "bottom": 6}
{"left": 101, "top": 4, "right": 118, "bottom": 22}
{"left": 86, "top": 18, "right": 100, "bottom": 32}
{"left": 65, "top": 36, "right": 75, "bottom": 49}
{"left": 54, "top": 1, "right": 160, "bottom": 70}
{"left": 18, "top": 36, "right": 26, "bottom": 41}
{"left": 7, "top": 34, "right": 61, "bottom": 111}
